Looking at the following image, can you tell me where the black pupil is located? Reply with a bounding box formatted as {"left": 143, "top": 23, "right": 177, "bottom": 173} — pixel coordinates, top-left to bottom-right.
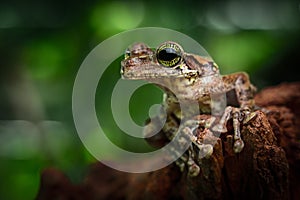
{"left": 158, "top": 48, "right": 179, "bottom": 62}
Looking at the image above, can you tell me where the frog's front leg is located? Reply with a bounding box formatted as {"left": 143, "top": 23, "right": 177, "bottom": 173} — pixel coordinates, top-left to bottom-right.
{"left": 212, "top": 106, "right": 243, "bottom": 152}
{"left": 174, "top": 119, "right": 215, "bottom": 176}
{"left": 223, "top": 72, "right": 256, "bottom": 112}
{"left": 224, "top": 72, "right": 257, "bottom": 127}
{"left": 232, "top": 107, "right": 244, "bottom": 152}
{"left": 213, "top": 72, "right": 256, "bottom": 152}
{"left": 175, "top": 146, "right": 201, "bottom": 177}
{"left": 180, "top": 120, "right": 214, "bottom": 158}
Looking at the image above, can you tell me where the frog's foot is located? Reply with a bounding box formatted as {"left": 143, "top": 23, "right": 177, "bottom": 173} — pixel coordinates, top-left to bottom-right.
{"left": 175, "top": 147, "right": 201, "bottom": 177}
{"left": 196, "top": 143, "right": 214, "bottom": 159}
{"left": 211, "top": 106, "right": 257, "bottom": 153}
{"left": 178, "top": 126, "right": 214, "bottom": 158}
{"left": 233, "top": 107, "right": 258, "bottom": 153}
{"left": 175, "top": 154, "right": 188, "bottom": 172}
{"left": 182, "top": 121, "right": 215, "bottom": 159}
{"left": 210, "top": 106, "right": 247, "bottom": 153}
{"left": 233, "top": 138, "right": 244, "bottom": 153}
{"left": 186, "top": 143, "right": 213, "bottom": 176}
{"left": 231, "top": 108, "right": 244, "bottom": 153}
{"left": 174, "top": 120, "right": 215, "bottom": 176}
{"left": 187, "top": 158, "right": 200, "bottom": 177}
{"left": 232, "top": 109, "right": 256, "bottom": 152}
{"left": 187, "top": 147, "right": 201, "bottom": 177}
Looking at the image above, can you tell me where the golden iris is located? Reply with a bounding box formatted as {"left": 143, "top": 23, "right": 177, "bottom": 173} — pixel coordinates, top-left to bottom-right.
{"left": 156, "top": 42, "right": 182, "bottom": 67}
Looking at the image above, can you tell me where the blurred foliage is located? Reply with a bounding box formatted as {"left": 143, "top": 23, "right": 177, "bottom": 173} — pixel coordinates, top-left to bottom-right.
{"left": 0, "top": 0, "right": 299, "bottom": 199}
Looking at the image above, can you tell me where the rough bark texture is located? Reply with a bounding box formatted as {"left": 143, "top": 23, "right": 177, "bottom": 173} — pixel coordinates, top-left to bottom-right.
{"left": 36, "top": 82, "right": 300, "bottom": 200}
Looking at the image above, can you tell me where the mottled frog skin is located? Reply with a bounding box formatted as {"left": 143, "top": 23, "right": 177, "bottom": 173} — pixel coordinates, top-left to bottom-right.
{"left": 121, "top": 41, "right": 257, "bottom": 176}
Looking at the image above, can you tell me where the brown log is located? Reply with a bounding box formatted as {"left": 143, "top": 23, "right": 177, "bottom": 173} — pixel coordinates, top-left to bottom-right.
{"left": 36, "top": 82, "right": 300, "bottom": 200}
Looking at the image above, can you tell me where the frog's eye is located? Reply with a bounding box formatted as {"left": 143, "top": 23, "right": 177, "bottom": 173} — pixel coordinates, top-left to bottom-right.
{"left": 156, "top": 42, "right": 183, "bottom": 67}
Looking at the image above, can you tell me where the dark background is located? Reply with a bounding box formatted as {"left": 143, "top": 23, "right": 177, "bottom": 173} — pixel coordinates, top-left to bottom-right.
{"left": 0, "top": 0, "right": 299, "bottom": 199}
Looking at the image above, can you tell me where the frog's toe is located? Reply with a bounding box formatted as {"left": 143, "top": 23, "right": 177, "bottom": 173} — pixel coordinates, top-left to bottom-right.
{"left": 233, "top": 138, "right": 244, "bottom": 153}
{"left": 175, "top": 160, "right": 186, "bottom": 172}
{"left": 188, "top": 163, "right": 200, "bottom": 177}
{"left": 198, "top": 144, "right": 214, "bottom": 159}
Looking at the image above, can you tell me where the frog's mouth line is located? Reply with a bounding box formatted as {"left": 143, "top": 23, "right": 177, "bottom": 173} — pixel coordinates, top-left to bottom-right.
{"left": 121, "top": 70, "right": 195, "bottom": 80}
{"left": 121, "top": 63, "right": 199, "bottom": 80}
{"left": 121, "top": 74, "right": 183, "bottom": 80}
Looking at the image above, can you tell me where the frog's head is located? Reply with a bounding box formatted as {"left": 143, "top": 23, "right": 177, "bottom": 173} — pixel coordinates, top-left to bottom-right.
{"left": 121, "top": 41, "right": 219, "bottom": 81}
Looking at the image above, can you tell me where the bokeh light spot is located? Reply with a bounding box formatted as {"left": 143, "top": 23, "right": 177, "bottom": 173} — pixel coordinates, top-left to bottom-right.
{"left": 90, "top": 2, "right": 144, "bottom": 37}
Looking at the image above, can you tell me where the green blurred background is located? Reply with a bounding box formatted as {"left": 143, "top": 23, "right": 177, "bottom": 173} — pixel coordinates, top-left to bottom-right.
{"left": 0, "top": 0, "right": 299, "bottom": 199}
